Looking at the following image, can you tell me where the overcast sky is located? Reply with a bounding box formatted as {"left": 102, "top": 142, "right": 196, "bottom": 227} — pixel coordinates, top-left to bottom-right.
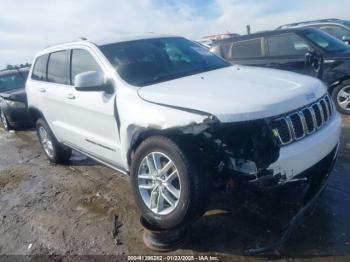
{"left": 1, "top": 0, "right": 349, "bottom": 68}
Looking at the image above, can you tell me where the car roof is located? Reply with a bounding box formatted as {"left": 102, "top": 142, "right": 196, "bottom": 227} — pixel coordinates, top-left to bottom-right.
{"left": 278, "top": 18, "right": 349, "bottom": 29}
{"left": 212, "top": 27, "right": 318, "bottom": 44}
{"left": 92, "top": 34, "right": 179, "bottom": 46}
{"left": 39, "top": 33, "right": 180, "bottom": 53}
{"left": 0, "top": 67, "right": 30, "bottom": 77}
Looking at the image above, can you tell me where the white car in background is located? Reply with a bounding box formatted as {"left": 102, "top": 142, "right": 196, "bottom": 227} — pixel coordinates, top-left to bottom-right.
{"left": 26, "top": 35, "right": 341, "bottom": 229}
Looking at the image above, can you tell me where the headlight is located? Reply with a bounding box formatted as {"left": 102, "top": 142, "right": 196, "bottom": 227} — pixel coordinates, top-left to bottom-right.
{"left": 7, "top": 100, "right": 26, "bottom": 109}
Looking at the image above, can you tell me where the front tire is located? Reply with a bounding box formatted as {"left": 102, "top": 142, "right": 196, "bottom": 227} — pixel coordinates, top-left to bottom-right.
{"left": 332, "top": 81, "right": 350, "bottom": 115}
{"left": 36, "top": 118, "right": 72, "bottom": 163}
{"left": 130, "top": 136, "right": 210, "bottom": 229}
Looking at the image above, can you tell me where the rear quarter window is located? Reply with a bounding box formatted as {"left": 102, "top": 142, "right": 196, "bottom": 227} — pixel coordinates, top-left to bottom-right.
{"left": 31, "top": 54, "right": 49, "bottom": 81}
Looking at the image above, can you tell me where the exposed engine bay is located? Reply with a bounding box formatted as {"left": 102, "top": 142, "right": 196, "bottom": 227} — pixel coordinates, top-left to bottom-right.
{"left": 178, "top": 118, "right": 284, "bottom": 190}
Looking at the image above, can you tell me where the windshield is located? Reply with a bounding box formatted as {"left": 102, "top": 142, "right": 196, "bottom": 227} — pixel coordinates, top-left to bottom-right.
{"left": 344, "top": 21, "right": 350, "bottom": 28}
{"left": 100, "top": 37, "right": 230, "bottom": 86}
{"left": 0, "top": 72, "right": 25, "bottom": 92}
{"left": 302, "top": 30, "right": 350, "bottom": 52}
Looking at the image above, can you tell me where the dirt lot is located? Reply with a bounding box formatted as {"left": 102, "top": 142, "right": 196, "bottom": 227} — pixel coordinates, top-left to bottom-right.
{"left": 0, "top": 116, "right": 349, "bottom": 260}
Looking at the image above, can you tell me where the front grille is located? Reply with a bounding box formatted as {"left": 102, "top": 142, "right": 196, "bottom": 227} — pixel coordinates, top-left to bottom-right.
{"left": 272, "top": 94, "right": 333, "bottom": 146}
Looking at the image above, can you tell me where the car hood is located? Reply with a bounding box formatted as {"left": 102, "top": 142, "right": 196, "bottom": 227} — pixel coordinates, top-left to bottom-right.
{"left": 137, "top": 66, "right": 327, "bottom": 122}
{"left": 0, "top": 88, "right": 27, "bottom": 103}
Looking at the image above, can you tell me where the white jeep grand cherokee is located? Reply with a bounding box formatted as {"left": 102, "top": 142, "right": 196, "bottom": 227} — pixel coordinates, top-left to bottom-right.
{"left": 26, "top": 35, "right": 341, "bottom": 229}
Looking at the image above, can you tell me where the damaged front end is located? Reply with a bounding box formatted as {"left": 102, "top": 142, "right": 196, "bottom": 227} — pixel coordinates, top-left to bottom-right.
{"left": 178, "top": 116, "right": 338, "bottom": 255}
{"left": 182, "top": 117, "right": 286, "bottom": 191}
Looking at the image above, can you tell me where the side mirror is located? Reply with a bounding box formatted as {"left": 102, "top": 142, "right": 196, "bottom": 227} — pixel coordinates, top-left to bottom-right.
{"left": 74, "top": 71, "right": 113, "bottom": 93}
{"left": 305, "top": 51, "right": 316, "bottom": 65}
{"left": 342, "top": 36, "right": 350, "bottom": 44}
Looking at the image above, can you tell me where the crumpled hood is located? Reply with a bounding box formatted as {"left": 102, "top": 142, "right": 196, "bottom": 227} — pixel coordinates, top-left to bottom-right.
{"left": 137, "top": 65, "right": 327, "bottom": 122}
{"left": 0, "top": 88, "right": 27, "bottom": 103}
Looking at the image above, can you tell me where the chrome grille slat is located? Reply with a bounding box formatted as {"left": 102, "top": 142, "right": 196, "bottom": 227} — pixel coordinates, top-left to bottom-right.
{"left": 272, "top": 94, "right": 333, "bottom": 146}
{"left": 286, "top": 116, "right": 296, "bottom": 140}
{"left": 317, "top": 102, "right": 325, "bottom": 125}
{"left": 298, "top": 111, "right": 307, "bottom": 138}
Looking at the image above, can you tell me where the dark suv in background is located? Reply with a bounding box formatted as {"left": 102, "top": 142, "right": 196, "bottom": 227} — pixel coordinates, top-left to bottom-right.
{"left": 278, "top": 19, "right": 350, "bottom": 44}
{"left": 210, "top": 27, "right": 350, "bottom": 115}
{"left": 0, "top": 68, "right": 31, "bottom": 130}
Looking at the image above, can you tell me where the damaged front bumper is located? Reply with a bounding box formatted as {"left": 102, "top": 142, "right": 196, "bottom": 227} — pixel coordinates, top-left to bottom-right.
{"left": 245, "top": 143, "right": 339, "bottom": 255}
{"left": 240, "top": 111, "right": 341, "bottom": 191}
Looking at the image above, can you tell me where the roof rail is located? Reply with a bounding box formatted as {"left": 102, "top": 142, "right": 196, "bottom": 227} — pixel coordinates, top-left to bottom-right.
{"left": 278, "top": 18, "right": 343, "bottom": 29}
{"left": 44, "top": 37, "right": 88, "bottom": 49}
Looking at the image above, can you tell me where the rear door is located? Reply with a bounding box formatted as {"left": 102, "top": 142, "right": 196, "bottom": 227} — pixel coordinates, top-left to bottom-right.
{"left": 42, "top": 50, "right": 76, "bottom": 142}
{"left": 264, "top": 33, "right": 315, "bottom": 75}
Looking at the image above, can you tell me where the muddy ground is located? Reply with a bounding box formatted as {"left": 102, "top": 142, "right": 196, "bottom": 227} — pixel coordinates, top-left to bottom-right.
{"left": 0, "top": 116, "right": 349, "bottom": 261}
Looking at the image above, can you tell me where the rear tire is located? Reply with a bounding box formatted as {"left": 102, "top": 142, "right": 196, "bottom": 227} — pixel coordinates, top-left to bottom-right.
{"left": 331, "top": 81, "right": 350, "bottom": 115}
{"left": 0, "top": 110, "right": 10, "bottom": 131}
{"left": 36, "top": 118, "right": 72, "bottom": 163}
{"left": 130, "top": 136, "right": 210, "bottom": 229}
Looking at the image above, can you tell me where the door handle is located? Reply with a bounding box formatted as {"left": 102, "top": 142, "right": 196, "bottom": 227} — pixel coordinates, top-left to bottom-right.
{"left": 39, "top": 88, "right": 46, "bottom": 93}
{"left": 64, "top": 94, "right": 76, "bottom": 99}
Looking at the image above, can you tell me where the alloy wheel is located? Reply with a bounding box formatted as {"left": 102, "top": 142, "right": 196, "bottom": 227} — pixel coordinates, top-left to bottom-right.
{"left": 38, "top": 126, "right": 54, "bottom": 158}
{"left": 337, "top": 85, "right": 350, "bottom": 112}
{"left": 137, "top": 152, "right": 181, "bottom": 215}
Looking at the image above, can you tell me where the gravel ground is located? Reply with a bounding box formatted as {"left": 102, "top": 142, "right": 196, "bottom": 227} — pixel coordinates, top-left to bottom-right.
{"left": 0, "top": 116, "right": 349, "bottom": 261}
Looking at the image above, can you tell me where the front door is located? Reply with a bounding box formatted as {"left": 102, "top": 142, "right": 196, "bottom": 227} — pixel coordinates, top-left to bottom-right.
{"left": 66, "top": 48, "right": 122, "bottom": 167}
{"left": 264, "top": 32, "right": 317, "bottom": 77}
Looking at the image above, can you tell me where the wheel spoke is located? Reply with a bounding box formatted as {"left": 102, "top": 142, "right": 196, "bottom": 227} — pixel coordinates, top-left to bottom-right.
{"left": 338, "top": 89, "right": 349, "bottom": 98}
{"left": 149, "top": 188, "right": 158, "bottom": 209}
{"left": 161, "top": 189, "right": 176, "bottom": 207}
{"left": 138, "top": 173, "right": 153, "bottom": 180}
{"left": 152, "top": 152, "right": 161, "bottom": 170}
{"left": 139, "top": 183, "right": 155, "bottom": 190}
{"left": 164, "top": 170, "right": 178, "bottom": 182}
{"left": 146, "top": 155, "right": 156, "bottom": 174}
{"left": 156, "top": 189, "right": 165, "bottom": 213}
{"left": 164, "top": 183, "right": 180, "bottom": 199}
{"left": 340, "top": 100, "right": 350, "bottom": 108}
{"left": 159, "top": 160, "right": 174, "bottom": 176}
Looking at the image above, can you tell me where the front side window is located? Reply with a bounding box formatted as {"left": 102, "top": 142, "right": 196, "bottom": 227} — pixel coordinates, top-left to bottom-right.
{"left": 266, "top": 33, "right": 310, "bottom": 56}
{"left": 99, "top": 37, "right": 230, "bottom": 86}
{"left": 47, "top": 50, "right": 69, "bottom": 85}
{"left": 32, "top": 54, "right": 48, "bottom": 81}
{"left": 0, "top": 72, "right": 25, "bottom": 92}
{"left": 231, "top": 38, "right": 262, "bottom": 59}
{"left": 318, "top": 25, "right": 350, "bottom": 40}
{"left": 71, "top": 49, "right": 102, "bottom": 85}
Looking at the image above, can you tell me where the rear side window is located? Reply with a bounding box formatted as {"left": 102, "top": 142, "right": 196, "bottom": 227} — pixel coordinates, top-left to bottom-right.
{"left": 47, "top": 50, "right": 69, "bottom": 85}
{"left": 71, "top": 49, "right": 102, "bottom": 85}
{"left": 266, "top": 33, "right": 310, "bottom": 56}
{"left": 231, "top": 38, "right": 262, "bottom": 59}
{"left": 32, "top": 54, "right": 48, "bottom": 81}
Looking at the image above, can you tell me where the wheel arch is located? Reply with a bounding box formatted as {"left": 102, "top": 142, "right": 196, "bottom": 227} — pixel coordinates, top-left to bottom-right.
{"left": 329, "top": 76, "right": 350, "bottom": 93}
{"left": 126, "top": 126, "right": 192, "bottom": 168}
{"left": 28, "top": 106, "right": 45, "bottom": 125}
